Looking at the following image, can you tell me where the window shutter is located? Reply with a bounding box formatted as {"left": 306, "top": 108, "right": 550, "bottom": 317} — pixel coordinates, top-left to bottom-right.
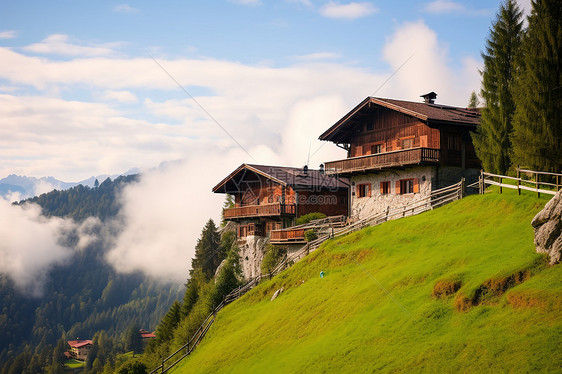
{"left": 380, "top": 182, "right": 384, "bottom": 194}
{"left": 368, "top": 183, "right": 372, "bottom": 197}
{"left": 355, "top": 145, "right": 363, "bottom": 157}
{"left": 396, "top": 181, "right": 401, "bottom": 194}
{"left": 413, "top": 178, "right": 419, "bottom": 193}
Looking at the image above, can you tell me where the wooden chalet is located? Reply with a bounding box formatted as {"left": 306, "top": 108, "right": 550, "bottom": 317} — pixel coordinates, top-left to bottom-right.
{"left": 212, "top": 164, "right": 349, "bottom": 238}
{"left": 319, "top": 93, "right": 481, "bottom": 220}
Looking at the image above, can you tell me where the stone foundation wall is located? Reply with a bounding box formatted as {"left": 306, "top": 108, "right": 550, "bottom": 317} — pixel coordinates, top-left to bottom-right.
{"left": 350, "top": 166, "right": 436, "bottom": 221}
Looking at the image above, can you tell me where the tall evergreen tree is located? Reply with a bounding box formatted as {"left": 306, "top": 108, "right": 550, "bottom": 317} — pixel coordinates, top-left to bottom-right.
{"left": 473, "top": 0, "right": 523, "bottom": 174}
{"left": 124, "top": 324, "right": 143, "bottom": 357}
{"left": 190, "top": 219, "right": 223, "bottom": 279}
{"left": 512, "top": 0, "right": 562, "bottom": 171}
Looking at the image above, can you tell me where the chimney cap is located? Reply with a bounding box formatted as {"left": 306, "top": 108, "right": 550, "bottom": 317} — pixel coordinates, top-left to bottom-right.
{"left": 420, "top": 92, "right": 437, "bottom": 104}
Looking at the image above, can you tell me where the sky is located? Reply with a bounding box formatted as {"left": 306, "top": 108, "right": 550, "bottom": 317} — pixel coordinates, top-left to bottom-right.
{"left": 0, "top": 0, "right": 533, "bottom": 289}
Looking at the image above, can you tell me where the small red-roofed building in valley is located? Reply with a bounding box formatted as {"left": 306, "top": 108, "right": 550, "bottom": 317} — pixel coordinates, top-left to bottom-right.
{"left": 139, "top": 329, "right": 156, "bottom": 339}
{"left": 67, "top": 339, "right": 93, "bottom": 361}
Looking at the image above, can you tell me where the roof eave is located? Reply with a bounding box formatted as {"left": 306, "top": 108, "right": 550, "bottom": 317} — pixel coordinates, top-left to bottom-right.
{"left": 319, "top": 97, "right": 430, "bottom": 143}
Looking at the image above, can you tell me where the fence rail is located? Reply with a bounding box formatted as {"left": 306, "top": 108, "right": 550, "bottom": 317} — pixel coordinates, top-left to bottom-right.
{"left": 479, "top": 168, "right": 561, "bottom": 197}
{"left": 149, "top": 179, "right": 465, "bottom": 373}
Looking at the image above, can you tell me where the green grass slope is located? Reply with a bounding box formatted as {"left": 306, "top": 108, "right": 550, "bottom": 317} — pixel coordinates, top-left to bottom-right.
{"left": 176, "top": 193, "right": 562, "bottom": 373}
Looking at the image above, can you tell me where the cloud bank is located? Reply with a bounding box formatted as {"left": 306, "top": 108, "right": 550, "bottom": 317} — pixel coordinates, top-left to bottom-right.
{"left": 0, "top": 199, "right": 99, "bottom": 296}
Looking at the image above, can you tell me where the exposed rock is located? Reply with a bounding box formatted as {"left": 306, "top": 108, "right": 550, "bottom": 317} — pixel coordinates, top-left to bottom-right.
{"left": 271, "top": 287, "right": 284, "bottom": 301}
{"left": 238, "top": 235, "right": 268, "bottom": 279}
{"left": 532, "top": 190, "right": 562, "bottom": 264}
{"left": 214, "top": 259, "right": 227, "bottom": 282}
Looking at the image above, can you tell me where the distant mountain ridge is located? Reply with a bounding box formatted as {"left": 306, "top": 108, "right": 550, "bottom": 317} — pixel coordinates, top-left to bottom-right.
{"left": 0, "top": 168, "right": 141, "bottom": 200}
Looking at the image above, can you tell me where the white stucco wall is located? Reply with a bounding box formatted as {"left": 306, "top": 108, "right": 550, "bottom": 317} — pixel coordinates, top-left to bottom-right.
{"left": 350, "top": 166, "right": 436, "bottom": 221}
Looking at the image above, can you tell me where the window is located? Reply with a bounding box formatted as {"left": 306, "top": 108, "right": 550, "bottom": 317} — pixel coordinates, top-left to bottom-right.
{"left": 366, "top": 122, "right": 374, "bottom": 131}
{"left": 396, "top": 178, "right": 419, "bottom": 194}
{"left": 371, "top": 144, "right": 382, "bottom": 154}
{"left": 402, "top": 137, "right": 414, "bottom": 149}
{"left": 357, "top": 183, "right": 371, "bottom": 198}
{"left": 380, "top": 181, "right": 390, "bottom": 195}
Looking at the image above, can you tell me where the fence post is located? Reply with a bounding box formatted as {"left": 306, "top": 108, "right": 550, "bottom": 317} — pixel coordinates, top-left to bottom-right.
{"left": 460, "top": 177, "right": 465, "bottom": 199}
{"left": 479, "top": 169, "right": 483, "bottom": 194}
{"left": 536, "top": 172, "right": 540, "bottom": 198}
{"left": 517, "top": 167, "right": 521, "bottom": 195}
{"left": 499, "top": 176, "right": 502, "bottom": 194}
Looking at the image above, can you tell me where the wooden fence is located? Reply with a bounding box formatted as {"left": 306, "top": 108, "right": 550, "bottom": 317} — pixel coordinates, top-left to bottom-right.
{"left": 479, "top": 168, "right": 561, "bottom": 197}
{"left": 149, "top": 179, "right": 465, "bottom": 373}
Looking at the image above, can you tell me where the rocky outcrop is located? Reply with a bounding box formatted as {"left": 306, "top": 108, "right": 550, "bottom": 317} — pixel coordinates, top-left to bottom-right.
{"left": 531, "top": 190, "right": 562, "bottom": 264}
{"left": 238, "top": 236, "right": 268, "bottom": 279}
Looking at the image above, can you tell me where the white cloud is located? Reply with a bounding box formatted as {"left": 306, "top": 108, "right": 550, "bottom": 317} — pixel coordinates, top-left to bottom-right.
{"left": 423, "top": 1, "right": 491, "bottom": 16}
{"left": 229, "top": 0, "right": 262, "bottom": 6}
{"left": 424, "top": 0, "right": 465, "bottom": 13}
{"left": 22, "top": 34, "right": 120, "bottom": 57}
{"left": 286, "top": 0, "right": 313, "bottom": 7}
{"left": 515, "top": 0, "right": 532, "bottom": 17}
{"left": 100, "top": 90, "right": 139, "bottom": 103}
{"left": 319, "top": 1, "right": 377, "bottom": 20}
{"left": 112, "top": 4, "right": 140, "bottom": 13}
{"left": 291, "top": 52, "right": 342, "bottom": 62}
{"left": 381, "top": 20, "right": 480, "bottom": 105}
{"left": 0, "top": 199, "right": 97, "bottom": 296}
{"left": 0, "top": 30, "right": 17, "bottom": 39}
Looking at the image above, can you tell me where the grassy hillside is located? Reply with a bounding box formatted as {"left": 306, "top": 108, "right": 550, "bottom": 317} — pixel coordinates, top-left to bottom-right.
{"left": 176, "top": 192, "right": 561, "bottom": 373}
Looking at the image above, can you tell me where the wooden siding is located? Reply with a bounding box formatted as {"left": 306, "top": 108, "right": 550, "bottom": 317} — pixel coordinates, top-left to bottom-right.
{"left": 348, "top": 109, "right": 440, "bottom": 158}
{"left": 296, "top": 189, "right": 348, "bottom": 218}
{"left": 325, "top": 147, "right": 440, "bottom": 175}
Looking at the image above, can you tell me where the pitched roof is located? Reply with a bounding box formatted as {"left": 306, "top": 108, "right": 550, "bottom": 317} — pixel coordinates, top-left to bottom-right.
{"left": 319, "top": 96, "right": 481, "bottom": 142}
{"left": 212, "top": 163, "right": 349, "bottom": 193}
{"left": 68, "top": 340, "right": 92, "bottom": 348}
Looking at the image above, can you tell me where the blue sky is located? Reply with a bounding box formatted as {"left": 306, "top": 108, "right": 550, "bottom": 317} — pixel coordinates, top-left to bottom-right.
{"left": 0, "top": 0, "right": 534, "bottom": 283}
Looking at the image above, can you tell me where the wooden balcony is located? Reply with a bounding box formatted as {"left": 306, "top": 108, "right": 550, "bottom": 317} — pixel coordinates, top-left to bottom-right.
{"left": 324, "top": 147, "right": 440, "bottom": 175}
{"left": 270, "top": 228, "right": 306, "bottom": 244}
{"left": 223, "top": 203, "right": 296, "bottom": 219}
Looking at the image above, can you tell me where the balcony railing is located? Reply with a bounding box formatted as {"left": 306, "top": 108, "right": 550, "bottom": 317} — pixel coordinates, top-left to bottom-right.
{"left": 324, "top": 147, "right": 440, "bottom": 175}
{"left": 223, "top": 203, "right": 296, "bottom": 219}
{"left": 269, "top": 228, "right": 306, "bottom": 243}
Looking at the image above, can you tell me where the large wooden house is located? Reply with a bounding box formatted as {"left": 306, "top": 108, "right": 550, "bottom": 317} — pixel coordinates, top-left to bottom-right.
{"left": 213, "top": 164, "right": 349, "bottom": 238}
{"left": 319, "top": 93, "right": 481, "bottom": 220}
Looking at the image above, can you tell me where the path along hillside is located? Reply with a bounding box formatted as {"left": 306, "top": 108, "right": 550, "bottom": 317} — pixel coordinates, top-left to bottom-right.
{"left": 175, "top": 191, "right": 562, "bottom": 373}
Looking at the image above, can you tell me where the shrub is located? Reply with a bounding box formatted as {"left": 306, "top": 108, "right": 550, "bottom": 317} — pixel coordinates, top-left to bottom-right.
{"left": 296, "top": 212, "right": 327, "bottom": 226}
{"left": 304, "top": 229, "right": 318, "bottom": 242}
{"left": 261, "top": 244, "right": 286, "bottom": 275}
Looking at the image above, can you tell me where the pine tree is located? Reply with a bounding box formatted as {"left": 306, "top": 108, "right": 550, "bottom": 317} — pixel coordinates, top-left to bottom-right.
{"left": 472, "top": 0, "right": 523, "bottom": 174}
{"left": 468, "top": 91, "right": 480, "bottom": 109}
{"left": 190, "top": 219, "right": 223, "bottom": 279}
{"left": 154, "top": 301, "right": 181, "bottom": 344}
{"left": 512, "top": 0, "right": 562, "bottom": 171}
{"left": 124, "top": 323, "right": 143, "bottom": 356}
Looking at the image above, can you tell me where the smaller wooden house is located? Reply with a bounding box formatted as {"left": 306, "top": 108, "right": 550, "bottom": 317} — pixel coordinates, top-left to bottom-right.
{"left": 67, "top": 339, "right": 93, "bottom": 361}
{"left": 213, "top": 164, "right": 349, "bottom": 239}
